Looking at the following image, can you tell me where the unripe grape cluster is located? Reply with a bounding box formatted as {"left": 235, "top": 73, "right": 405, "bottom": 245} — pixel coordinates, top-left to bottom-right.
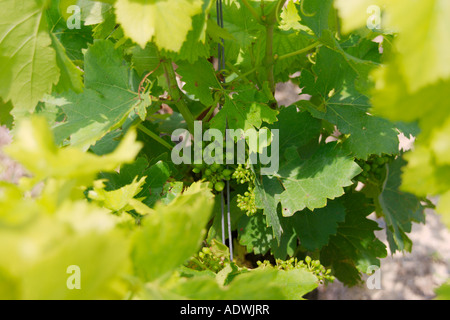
{"left": 186, "top": 246, "right": 226, "bottom": 273}
{"left": 233, "top": 164, "right": 257, "bottom": 216}
{"left": 192, "top": 162, "right": 232, "bottom": 192}
{"left": 257, "top": 256, "right": 335, "bottom": 284}
{"left": 355, "top": 154, "right": 395, "bottom": 183}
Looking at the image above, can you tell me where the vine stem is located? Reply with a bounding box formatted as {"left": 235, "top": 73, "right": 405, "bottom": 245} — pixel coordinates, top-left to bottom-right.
{"left": 263, "top": 0, "right": 288, "bottom": 96}
{"left": 137, "top": 124, "right": 173, "bottom": 150}
{"left": 161, "top": 59, "right": 196, "bottom": 135}
{"left": 265, "top": 23, "right": 275, "bottom": 94}
{"left": 276, "top": 41, "right": 321, "bottom": 61}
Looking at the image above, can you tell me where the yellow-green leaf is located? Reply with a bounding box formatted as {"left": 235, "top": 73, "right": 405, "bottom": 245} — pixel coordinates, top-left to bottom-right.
{"left": 0, "top": 0, "right": 60, "bottom": 112}
{"left": 114, "top": 0, "right": 203, "bottom": 51}
{"left": 4, "top": 116, "right": 142, "bottom": 183}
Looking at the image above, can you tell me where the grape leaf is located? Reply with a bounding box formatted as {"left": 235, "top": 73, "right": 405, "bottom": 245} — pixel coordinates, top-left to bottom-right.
{"left": 50, "top": 33, "right": 84, "bottom": 94}
{"left": 273, "top": 29, "right": 313, "bottom": 80}
{"left": 22, "top": 229, "right": 130, "bottom": 299}
{"left": 0, "top": 191, "right": 130, "bottom": 299}
{"left": 163, "top": 269, "right": 286, "bottom": 300}
{"left": 372, "top": 58, "right": 450, "bottom": 142}
{"left": 0, "top": 0, "right": 59, "bottom": 113}
{"left": 216, "top": 0, "right": 263, "bottom": 64}
{"left": 299, "top": 0, "right": 334, "bottom": 37}
{"left": 336, "top": 0, "right": 450, "bottom": 92}
{"left": 53, "top": 40, "right": 138, "bottom": 149}
{"left": 300, "top": 46, "right": 399, "bottom": 159}
{"left": 334, "top": 0, "right": 376, "bottom": 34}
{"left": 320, "top": 192, "right": 387, "bottom": 286}
{"left": 254, "top": 175, "right": 284, "bottom": 243}
{"left": 375, "top": 157, "right": 425, "bottom": 253}
{"left": 276, "top": 142, "right": 361, "bottom": 216}
{"left": 114, "top": 0, "right": 203, "bottom": 52}
{"left": 268, "top": 105, "right": 321, "bottom": 156}
{"left": 274, "top": 268, "right": 318, "bottom": 300}
{"left": 51, "top": 1, "right": 94, "bottom": 62}
{"left": 383, "top": 0, "right": 450, "bottom": 92}
{"left": 436, "top": 281, "right": 450, "bottom": 300}
{"left": 401, "top": 145, "right": 450, "bottom": 197}
{"left": 131, "top": 43, "right": 160, "bottom": 76}
{"left": 292, "top": 199, "right": 346, "bottom": 251}
{"left": 88, "top": 176, "right": 154, "bottom": 215}
{"left": 0, "top": 99, "right": 13, "bottom": 128}
{"left": 4, "top": 116, "right": 142, "bottom": 184}
{"left": 131, "top": 182, "right": 214, "bottom": 281}
{"left": 139, "top": 160, "right": 172, "bottom": 207}
{"left": 177, "top": 58, "right": 222, "bottom": 107}
{"left": 210, "top": 86, "right": 278, "bottom": 133}
{"left": 279, "top": 1, "right": 304, "bottom": 31}
{"left": 98, "top": 156, "right": 148, "bottom": 190}
{"left": 238, "top": 213, "right": 274, "bottom": 256}
{"left": 161, "top": 0, "right": 212, "bottom": 63}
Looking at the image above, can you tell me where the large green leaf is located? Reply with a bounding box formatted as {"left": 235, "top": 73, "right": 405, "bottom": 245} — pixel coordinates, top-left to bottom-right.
{"left": 0, "top": 0, "right": 59, "bottom": 113}
{"left": 0, "top": 192, "right": 130, "bottom": 299}
{"left": 131, "top": 182, "right": 214, "bottom": 282}
{"left": 321, "top": 192, "right": 387, "bottom": 286}
{"left": 53, "top": 40, "right": 138, "bottom": 149}
{"left": 276, "top": 142, "right": 361, "bottom": 216}
{"left": 22, "top": 229, "right": 130, "bottom": 300}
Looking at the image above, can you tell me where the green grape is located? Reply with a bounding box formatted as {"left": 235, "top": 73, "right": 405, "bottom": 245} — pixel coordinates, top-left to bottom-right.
{"left": 376, "top": 157, "right": 385, "bottom": 166}
{"left": 222, "top": 169, "right": 232, "bottom": 177}
{"left": 237, "top": 186, "right": 257, "bottom": 216}
{"left": 214, "top": 181, "right": 225, "bottom": 192}
{"left": 186, "top": 246, "right": 227, "bottom": 273}
{"left": 232, "top": 164, "right": 253, "bottom": 184}
{"left": 202, "top": 247, "right": 211, "bottom": 255}
{"left": 354, "top": 153, "right": 397, "bottom": 185}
